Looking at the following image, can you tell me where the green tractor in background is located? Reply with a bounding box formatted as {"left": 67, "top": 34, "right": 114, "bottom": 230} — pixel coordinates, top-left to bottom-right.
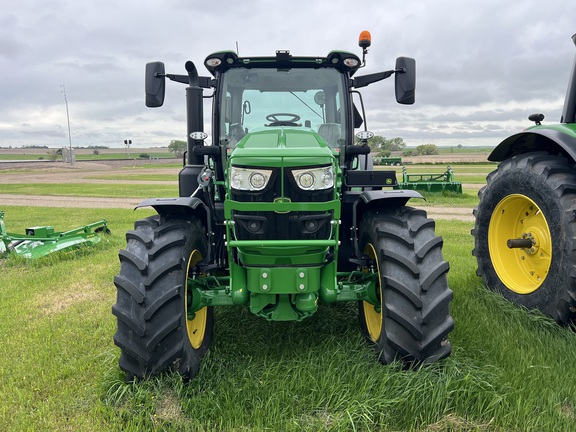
{"left": 113, "top": 32, "right": 453, "bottom": 381}
{"left": 473, "top": 33, "right": 576, "bottom": 324}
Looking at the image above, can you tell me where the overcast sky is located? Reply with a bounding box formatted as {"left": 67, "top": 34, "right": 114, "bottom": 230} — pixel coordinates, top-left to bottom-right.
{"left": 2, "top": 0, "right": 575, "bottom": 149}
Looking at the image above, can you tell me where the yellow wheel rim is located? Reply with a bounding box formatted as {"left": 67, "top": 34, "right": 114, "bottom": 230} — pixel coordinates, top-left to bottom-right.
{"left": 362, "top": 243, "right": 382, "bottom": 342}
{"left": 488, "top": 194, "right": 552, "bottom": 294}
{"left": 185, "top": 249, "right": 207, "bottom": 349}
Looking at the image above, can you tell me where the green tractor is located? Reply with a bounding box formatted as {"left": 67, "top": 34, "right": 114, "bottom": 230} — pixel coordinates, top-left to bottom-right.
{"left": 113, "top": 32, "right": 453, "bottom": 381}
{"left": 473, "top": 33, "right": 576, "bottom": 324}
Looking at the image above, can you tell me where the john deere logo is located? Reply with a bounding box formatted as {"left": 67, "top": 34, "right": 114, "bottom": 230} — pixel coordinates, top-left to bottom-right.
{"left": 274, "top": 197, "right": 291, "bottom": 214}
{"left": 386, "top": 178, "right": 392, "bottom": 185}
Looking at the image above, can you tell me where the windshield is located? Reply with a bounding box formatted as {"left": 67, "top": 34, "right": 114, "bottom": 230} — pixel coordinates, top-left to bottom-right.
{"left": 218, "top": 67, "right": 347, "bottom": 148}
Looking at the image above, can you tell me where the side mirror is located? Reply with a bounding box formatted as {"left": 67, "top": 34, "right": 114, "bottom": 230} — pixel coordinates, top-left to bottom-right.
{"left": 145, "top": 62, "right": 166, "bottom": 107}
{"left": 395, "top": 57, "right": 415, "bottom": 105}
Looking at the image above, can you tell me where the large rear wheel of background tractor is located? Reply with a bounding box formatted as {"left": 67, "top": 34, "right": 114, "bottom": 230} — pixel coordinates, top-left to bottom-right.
{"left": 358, "top": 206, "right": 453, "bottom": 365}
{"left": 112, "top": 215, "right": 213, "bottom": 381}
{"left": 473, "top": 151, "right": 576, "bottom": 324}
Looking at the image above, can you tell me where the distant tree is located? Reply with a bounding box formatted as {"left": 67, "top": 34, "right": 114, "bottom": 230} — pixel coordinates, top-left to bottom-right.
{"left": 93, "top": 149, "right": 100, "bottom": 155}
{"left": 457, "top": 144, "right": 463, "bottom": 149}
{"left": 355, "top": 135, "right": 407, "bottom": 153}
{"left": 168, "top": 140, "right": 186, "bottom": 158}
{"left": 377, "top": 149, "right": 391, "bottom": 158}
{"left": 415, "top": 144, "right": 439, "bottom": 155}
{"left": 386, "top": 137, "right": 407, "bottom": 151}
{"left": 47, "top": 150, "right": 58, "bottom": 161}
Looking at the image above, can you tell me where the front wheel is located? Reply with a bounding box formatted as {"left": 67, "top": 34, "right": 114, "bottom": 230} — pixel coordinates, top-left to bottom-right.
{"left": 112, "top": 215, "right": 213, "bottom": 381}
{"left": 473, "top": 152, "right": 576, "bottom": 324}
{"left": 358, "top": 206, "right": 453, "bottom": 365}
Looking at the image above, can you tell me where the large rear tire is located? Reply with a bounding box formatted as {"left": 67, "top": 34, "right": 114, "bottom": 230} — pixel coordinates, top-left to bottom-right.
{"left": 112, "top": 215, "right": 213, "bottom": 381}
{"left": 358, "top": 206, "right": 453, "bottom": 365}
{"left": 473, "top": 152, "right": 576, "bottom": 324}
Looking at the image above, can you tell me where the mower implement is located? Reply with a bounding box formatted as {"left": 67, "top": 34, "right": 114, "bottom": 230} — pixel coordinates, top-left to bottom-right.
{"left": 114, "top": 31, "right": 453, "bottom": 381}
{"left": 395, "top": 165, "right": 462, "bottom": 193}
{"left": 0, "top": 210, "right": 109, "bottom": 259}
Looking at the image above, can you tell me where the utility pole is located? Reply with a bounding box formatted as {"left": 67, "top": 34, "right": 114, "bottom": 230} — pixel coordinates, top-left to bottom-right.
{"left": 61, "top": 84, "right": 73, "bottom": 164}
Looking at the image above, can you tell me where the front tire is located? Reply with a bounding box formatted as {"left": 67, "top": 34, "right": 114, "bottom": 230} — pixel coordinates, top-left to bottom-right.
{"left": 112, "top": 215, "right": 213, "bottom": 381}
{"left": 358, "top": 206, "right": 453, "bottom": 365}
{"left": 473, "top": 152, "right": 576, "bottom": 324}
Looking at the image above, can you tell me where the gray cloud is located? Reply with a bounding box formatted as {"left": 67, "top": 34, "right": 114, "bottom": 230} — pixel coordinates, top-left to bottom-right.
{"left": 1, "top": 0, "right": 575, "bottom": 148}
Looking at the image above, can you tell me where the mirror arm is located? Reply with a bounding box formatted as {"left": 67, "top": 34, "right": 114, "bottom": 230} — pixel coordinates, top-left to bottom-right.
{"left": 164, "top": 73, "right": 188, "bottom": 84}
{"left": 162, "top": 73, "right": 213, "bottom": 88}
{"left": 353, "top": 69, "right": 395, "bottom": 89}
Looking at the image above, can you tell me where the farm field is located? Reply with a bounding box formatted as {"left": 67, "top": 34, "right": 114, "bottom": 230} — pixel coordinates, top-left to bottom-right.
{"left": 0, "top": 147, "right": 174, "bottom": 161}
{"left": 1, "top": 156, "right": 576, "bottom": 431}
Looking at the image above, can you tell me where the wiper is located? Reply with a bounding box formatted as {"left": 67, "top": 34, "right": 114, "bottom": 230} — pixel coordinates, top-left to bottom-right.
{"left": 290, "top": 92, "right": 323, "bottom": 120}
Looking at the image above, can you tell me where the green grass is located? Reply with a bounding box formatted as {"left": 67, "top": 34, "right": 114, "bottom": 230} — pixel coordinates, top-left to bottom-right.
{"left": 2, "top": 206, "right": 576, "bottom": 431}
{"left": 0, "top": 154, "right": 50, "bottom": 160}
{"left": 418, "top": 190, "right": 480, "bottom": 207}
{"left": 435, "top": 146, "right": 494, "bottom": 154}
{"left": 0, "top": 152, "right": 175, "bottom": 161}
{"left": 125, "top": 163, "right": 182, "bottom": 169}
{"left": 85, "top": 173, "right": 178, "bottom": 181}
{"left": 379, "top": 163, "right": 493, "bottom": 185}
{"left": 74, "top": 152, "right": 174, "bottom": 160}
{"left": 0, "top": 183, "right": 176, "bottom": 198}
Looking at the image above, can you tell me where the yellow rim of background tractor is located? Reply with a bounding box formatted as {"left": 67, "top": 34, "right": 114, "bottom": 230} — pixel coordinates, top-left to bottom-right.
{"left": 362, "top": 243, "right": 383, "bottom": 342}
{"left": 185, "top": 249, "right": 207, "bottom": 349}
{"left": 488, "top": 194, "right": 552, "bottom": 294}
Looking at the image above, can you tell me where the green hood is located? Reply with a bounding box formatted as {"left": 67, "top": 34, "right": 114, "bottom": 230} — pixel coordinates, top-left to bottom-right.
{"left": 229, "top": 128, "right": 335, "bottom": 167}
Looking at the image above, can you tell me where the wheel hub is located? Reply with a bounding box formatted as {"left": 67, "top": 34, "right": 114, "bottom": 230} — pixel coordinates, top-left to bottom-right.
{"left": 362, "top": 243, "right": 382, "bottom": 342}
{"left": 185, "top": 249, "right": 207, "bottom": 349}
{"left": 488, "top": 194, "right": 552, "bottom": 294}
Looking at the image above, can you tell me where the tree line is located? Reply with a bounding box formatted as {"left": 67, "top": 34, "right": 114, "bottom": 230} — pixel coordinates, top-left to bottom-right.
{"left": 354, "top": 135, "right": 439, "bottom": 156}
{"left": 168, "top": 136, "right": 439, "bottom": 158}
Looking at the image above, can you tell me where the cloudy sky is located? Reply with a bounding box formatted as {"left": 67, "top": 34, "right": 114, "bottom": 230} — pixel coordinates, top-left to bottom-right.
{"left": 2, "top": 0, "right": 576, "bottom": 149}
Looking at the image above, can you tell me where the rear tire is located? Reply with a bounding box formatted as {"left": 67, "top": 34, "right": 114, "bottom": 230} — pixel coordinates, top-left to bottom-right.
{"left": 473, "top": 152, "right": 576, "bottom": 324}
{"left": 358, "top": 206, "right": 453, "bottom": 365}
{"left": 112, "top": 215, "right": 213, "bottom": 381}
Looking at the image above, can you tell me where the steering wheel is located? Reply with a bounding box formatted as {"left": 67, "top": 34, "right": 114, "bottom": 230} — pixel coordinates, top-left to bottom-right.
{"left": 265, "top": 113, "right": 301, "bottom": 126}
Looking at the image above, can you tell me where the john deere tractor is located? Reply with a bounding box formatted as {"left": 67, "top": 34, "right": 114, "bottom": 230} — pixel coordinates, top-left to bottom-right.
{"left": 473, "top": 33, "right": 576, "bottom": 324}
{"left": 113, "top": 32, "right": 453, "bottom": 381}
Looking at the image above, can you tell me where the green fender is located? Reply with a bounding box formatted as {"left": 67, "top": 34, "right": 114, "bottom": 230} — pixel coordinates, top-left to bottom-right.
{"left": 488, "top": 126, "right": 576, "bottom": 163}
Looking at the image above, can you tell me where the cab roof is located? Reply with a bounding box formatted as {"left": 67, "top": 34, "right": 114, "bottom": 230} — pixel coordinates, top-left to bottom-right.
{"left": 203, "top": 50, "right": 362, "bottom": 77}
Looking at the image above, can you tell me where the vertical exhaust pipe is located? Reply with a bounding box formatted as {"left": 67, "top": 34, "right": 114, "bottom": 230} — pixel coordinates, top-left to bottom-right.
{"left": 179, "top": 61, "right": 205, "bottom": 196}
{"left": 561, "top": 34, "right": 576, "bottom": 124}
{"left": 185, "top": 61, "right": 204, "bottom": 165}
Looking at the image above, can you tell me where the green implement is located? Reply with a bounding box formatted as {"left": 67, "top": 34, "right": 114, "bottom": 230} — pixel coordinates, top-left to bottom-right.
{"left": 395, "top": 165, "right": 462, "bottom": 193}
{"left": 0, "top": 210, "right": 109, "bottom": 259}
{"left": 377, "top": 156, "right": 402, "bottom": 166}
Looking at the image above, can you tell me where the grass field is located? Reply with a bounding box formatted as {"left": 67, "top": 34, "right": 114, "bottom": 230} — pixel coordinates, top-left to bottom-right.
{"left": 0, "top": 148, "right": 174, "bottom": 161}
{"left": 0, "top": 183, "right": 176, "bottom": 199}
{"left": 1, "top": 161, "right": 576, "bottom": 431}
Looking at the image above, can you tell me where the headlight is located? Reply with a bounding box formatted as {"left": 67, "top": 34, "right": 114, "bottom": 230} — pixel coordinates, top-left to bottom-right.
{"left": 292, "top": 166, "right": 334, "bottom": 191}
{"left": 229, "top": 167, "right": 272, "bottom": 191}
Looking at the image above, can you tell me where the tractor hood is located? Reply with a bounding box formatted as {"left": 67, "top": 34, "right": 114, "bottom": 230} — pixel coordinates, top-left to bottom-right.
{"left": 228, "top": 128, "right": 335, "bottom": 167}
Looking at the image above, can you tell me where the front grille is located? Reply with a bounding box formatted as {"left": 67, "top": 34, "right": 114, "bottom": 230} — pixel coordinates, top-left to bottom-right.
{"left": 231, "top": 167, "right": 334, "bottom": 241}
